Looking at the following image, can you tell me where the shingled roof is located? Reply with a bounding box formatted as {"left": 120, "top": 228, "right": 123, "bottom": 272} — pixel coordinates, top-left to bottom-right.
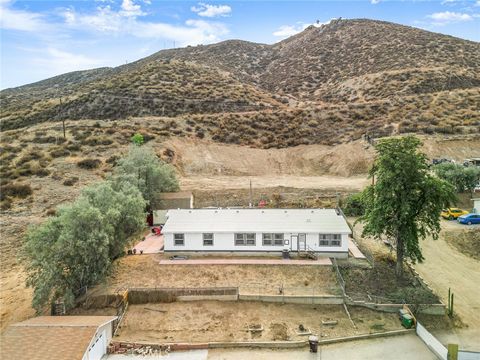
{"left": 0, "top": 316, "right": 117, "bottom": 360}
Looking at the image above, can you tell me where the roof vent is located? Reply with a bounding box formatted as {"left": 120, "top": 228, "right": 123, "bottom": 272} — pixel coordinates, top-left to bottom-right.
{"left": 306, "top": 219, "right": 311, "bottom": 223}
{"left": 284, "top": 210, "right": 288, "bottom": 213}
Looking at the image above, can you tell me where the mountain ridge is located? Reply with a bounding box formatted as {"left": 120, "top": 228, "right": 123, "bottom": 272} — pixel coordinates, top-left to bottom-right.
{"left": 1, "top": 18, "right": 479, "bottom": 142}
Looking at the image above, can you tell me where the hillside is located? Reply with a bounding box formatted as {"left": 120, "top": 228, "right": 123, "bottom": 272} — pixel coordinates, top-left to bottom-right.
{"left": 1, "top": 18, "right": 479, "bottom": 141}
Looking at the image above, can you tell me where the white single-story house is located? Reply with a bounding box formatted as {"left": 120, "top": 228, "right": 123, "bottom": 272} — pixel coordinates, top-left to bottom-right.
{"left": 0, "top": 316, "right": 117, "bottom": 360}
{"left": 472, "top": 198, "right": 480, "bottom": 214}
{"left": 162, "top": 208, "right": 352, "bottom": 258}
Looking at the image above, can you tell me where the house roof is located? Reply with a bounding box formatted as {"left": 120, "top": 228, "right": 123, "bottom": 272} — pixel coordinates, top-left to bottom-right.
{"left": 162, "top": 208, "right": 352, "bottom": 234}
{"left": 0, "top": 316, "right": 117, "bottom": 360}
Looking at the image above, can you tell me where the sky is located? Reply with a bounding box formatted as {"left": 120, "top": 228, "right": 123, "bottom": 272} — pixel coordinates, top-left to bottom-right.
{"left": 0, "top": 0, "right": 479, "bottom": 89}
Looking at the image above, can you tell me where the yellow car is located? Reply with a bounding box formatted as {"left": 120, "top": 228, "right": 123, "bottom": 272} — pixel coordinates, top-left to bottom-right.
{"left": 441, "top": 208, "right": 469, "bottom": 220}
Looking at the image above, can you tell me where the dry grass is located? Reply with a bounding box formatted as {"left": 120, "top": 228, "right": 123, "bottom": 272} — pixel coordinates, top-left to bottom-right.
{"left": 97, "top": 254, "right": 339, "bottom": 296}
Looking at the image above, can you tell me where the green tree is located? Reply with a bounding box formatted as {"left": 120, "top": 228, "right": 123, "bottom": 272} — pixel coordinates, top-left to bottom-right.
{"left": 113, "top": 146, "right": 179, "bottom": 207}
{"left": 360, "top": 136, "right": 455, "bottom": 277}
{"left": 342, "top": 192, "right": 365, "bottom": 216}
{"left": 24, "top": 199, "right": 111, "bottom": 312}
{"left": 23, "top": 181, "right": 146, "bottom": 312}
{"left": 433, "top": 162, "right": 480, "bottom": 193}
{"left": 80, "top": 181, "right": 146, "bottom": 259}
{"left": 131, "top": 133, "right": 144, "bottom": 146}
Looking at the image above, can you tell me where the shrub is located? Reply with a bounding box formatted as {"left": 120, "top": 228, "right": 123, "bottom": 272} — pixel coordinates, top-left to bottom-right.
{"left": 1, "top": 183, "right": 33, "bottom": 200}
{"left": 0, "top": 198, "right": 12, "bottom": 211}
{"left": 65, "top": 142, "right": 82, "bottom": 152}
{"left": 131, "top": 133, "right": 144, "bottom": 146}
{"left": 83, "top": 136, "right": 113, "bottom": 146}
{"left": 77, "top": 159, "right": 102, "bottom": 169}
{"left": 342, "top": 193, "right": 365, "bottom": 216}
{"left": 50, "top": 147, "right": 70, "bottom": 158}
{"left": 63, "top": 177, "right": 79, "bottom": 186}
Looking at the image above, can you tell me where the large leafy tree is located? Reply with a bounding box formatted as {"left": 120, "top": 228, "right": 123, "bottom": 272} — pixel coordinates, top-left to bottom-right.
{"left": 360, "top": 136, "right": 455, "bottom": 277}
{"left": 80, "top": 181, "right": 146, "bottom": 259}
{"left": 24, "top": 199, "right": 111, "bottom": 312}
{"left": 433, "top": 162, "right": 480, "bottom": 194}
{"left": 113, "top": 146, "right": 179, "bottom": 207}
{"left": 23, "top": 181, "right": 146, "bottom": 313}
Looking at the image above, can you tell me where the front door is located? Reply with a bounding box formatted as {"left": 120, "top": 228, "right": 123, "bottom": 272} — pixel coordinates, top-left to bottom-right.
{"left": 291, "top": 235, "right": 298, "bottom": 251}
{"left": 298, "top": 234, "right": 306, "bottom": 251}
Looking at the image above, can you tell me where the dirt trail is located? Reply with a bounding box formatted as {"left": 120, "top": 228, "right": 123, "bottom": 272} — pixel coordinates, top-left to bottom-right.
{"left": 414, "top": 221, "right": 480, "bottom": 350}
{"left": 180, "top": 175, "right": 369, "bottom": 191}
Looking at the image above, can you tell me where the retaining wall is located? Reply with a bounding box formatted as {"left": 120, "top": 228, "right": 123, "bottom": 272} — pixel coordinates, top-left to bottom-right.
{"left": 239, "top": 294, "right": 344, "bottom": 305}
{"left": 109, "top": 329, "right": 414, "bottom": 353}
{"left": 128, "top": 287, "right": 238, "bottom": 304}
{"left": 348, "top": 301, "right": 446, "bottom": 315}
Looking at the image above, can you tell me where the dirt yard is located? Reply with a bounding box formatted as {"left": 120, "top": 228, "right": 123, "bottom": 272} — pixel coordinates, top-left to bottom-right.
{"left": 115, "top": 301, "right": 402, "bottom": 343}
{"left": 444, "top": 228, "right": 480, "bottom": 261}
{"left": 97, "top": 254, "right": 340, "bottom": 296}
{"left": 350, "top": 217, "right": 480, "bottom": 349}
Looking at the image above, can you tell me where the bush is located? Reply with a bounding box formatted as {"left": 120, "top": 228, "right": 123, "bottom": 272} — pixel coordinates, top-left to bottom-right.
{"left": 65, "top": 142, "right": 82, "bottom": 152}
{"left": 83, "top": 136, "right": 113, "bottom": 146}
{"left": 342, "top": 193, "right": 365, "bottom": 216}
{"left": 77, "top": 159, "right": 102, "bottom": 169}
{"left": 1, "top": 183, "right": 33, "bottom": 200}
{"left": 50, "top": 147, "right": 70, "bottom": 158}
{"left": 63, "top": 177, "right": 79, "bottom": 186}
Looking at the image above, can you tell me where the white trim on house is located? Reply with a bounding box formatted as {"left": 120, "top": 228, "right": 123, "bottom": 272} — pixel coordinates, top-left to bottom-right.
{"left": 162, "top": 209, "right": 352, "bottom": 258}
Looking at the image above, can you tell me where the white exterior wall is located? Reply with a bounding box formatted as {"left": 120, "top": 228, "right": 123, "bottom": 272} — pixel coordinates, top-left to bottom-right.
{"left": 164, "top": 232, "right": 348, "bottom": 255}
{"left": 82, "top": 322, "right": 114, "bottom": 360}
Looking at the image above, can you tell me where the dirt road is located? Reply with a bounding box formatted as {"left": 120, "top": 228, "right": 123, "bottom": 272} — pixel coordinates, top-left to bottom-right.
{"left": 414, "top": 220, "right": 480, "bottom": 350}
{"left": 180, "top": 175, "right": 368, "bottom": 191}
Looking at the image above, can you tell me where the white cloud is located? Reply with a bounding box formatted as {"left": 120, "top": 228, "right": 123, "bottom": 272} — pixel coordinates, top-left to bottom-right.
{"left": 191, "top": 3, "right": 231, "bottom": 18}
{"left": 0, "top": 0, "right": 50, "bottom": 32}
{"left": 33, "top": 47, "right": 104, "bottom": 73}
{"left": 371, "top": 0, "right": 381, "bottom": 4}
{"left": 60, "top": 5, "right": 228, "bottom": 46}
{"left": 120, "top": 0, "right": 145, "bottom": 17}
{"left": 427, "top": 11, "right": 473, "bottom": 25}
{"left": 273, "top": 19, "right": 332, "bottom": 38}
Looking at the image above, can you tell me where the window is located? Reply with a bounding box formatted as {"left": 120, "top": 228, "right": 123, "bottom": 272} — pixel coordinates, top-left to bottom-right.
{"left": 319, "top": 234, "right": 341, "bottom": 247}
{"left": 262, "top": 233, "right": 284, "bottom": 246}
{"left": 235, "top": 233, "right": 256, "bottom": 246}
{"left": 262, "top": 233, "right": 272, "bottom": 246}
{"left": 174, "top": 233, "right": 184, "bottom": 246}
{"left": 203, "top": 233, "right": 214, "bottom": 246}
{"left": 274, "top": 233, "right": 284, "bottom": 246}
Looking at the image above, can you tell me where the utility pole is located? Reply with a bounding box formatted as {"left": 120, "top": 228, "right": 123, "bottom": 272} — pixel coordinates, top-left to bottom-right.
{"left": 59, "top": 97, "right": 66, "bottom": 139}
{"left": 249, "top": 180, "right": 253, "bottom": 208}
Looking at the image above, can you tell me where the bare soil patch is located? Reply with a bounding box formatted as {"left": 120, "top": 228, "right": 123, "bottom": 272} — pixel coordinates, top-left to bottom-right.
{"left": 115, "top": 301, "right": 402, "bottom": 343}
{"left": 444, "top": 230, "right": 480, "bottom": 261}
{"left": 97, "top": 254, "right": 339, "bottom": 296}
{"left": 340, "top": 259, "right": 439, "bottom": 304}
